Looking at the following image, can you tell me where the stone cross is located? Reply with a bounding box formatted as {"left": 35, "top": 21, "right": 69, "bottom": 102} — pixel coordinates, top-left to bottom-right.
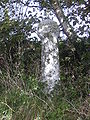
{"left": 38, "top": 19, "right": 60, "bottom": 93}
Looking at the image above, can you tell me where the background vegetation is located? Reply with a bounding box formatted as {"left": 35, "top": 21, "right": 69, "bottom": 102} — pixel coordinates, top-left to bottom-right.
{"left": 0, "top": 0, "right": 90, "bottom": 120}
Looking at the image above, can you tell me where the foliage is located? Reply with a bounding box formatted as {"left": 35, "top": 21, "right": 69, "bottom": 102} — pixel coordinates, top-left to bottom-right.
{"left": 0, "top": 0, "right": 90, "bottom": 120}
{"left": 0, "top": 34, "right": 90, "bottom": 120}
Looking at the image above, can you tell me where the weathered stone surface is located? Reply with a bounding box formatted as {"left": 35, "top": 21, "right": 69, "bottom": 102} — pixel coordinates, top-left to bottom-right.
{"left": 38, "top": 19, "right": 60, "bottom": 93}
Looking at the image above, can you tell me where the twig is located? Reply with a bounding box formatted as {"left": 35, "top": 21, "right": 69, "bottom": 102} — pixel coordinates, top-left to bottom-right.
{"left": 63, "top": 98, "right": 88, "bottom": 117}
{"left": 0, "top": 102, "right": 15, "bottom": 112}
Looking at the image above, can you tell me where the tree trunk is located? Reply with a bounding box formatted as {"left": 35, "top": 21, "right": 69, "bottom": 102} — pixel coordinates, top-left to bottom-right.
{"left": 51, "top": 0, "right": 77, "bottom": 40}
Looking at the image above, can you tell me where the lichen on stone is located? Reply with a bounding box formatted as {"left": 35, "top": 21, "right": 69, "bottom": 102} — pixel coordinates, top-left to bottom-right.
{"left": 38, "top": 19, "right": 60, "bottom": 38}
{"left": 38, "top": 19, "right": 60, "bottom": 93}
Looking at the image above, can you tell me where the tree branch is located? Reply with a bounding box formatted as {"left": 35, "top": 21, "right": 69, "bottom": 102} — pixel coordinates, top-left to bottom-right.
{"left": 50, "top": 0, "right": 78, "bottom": 40}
